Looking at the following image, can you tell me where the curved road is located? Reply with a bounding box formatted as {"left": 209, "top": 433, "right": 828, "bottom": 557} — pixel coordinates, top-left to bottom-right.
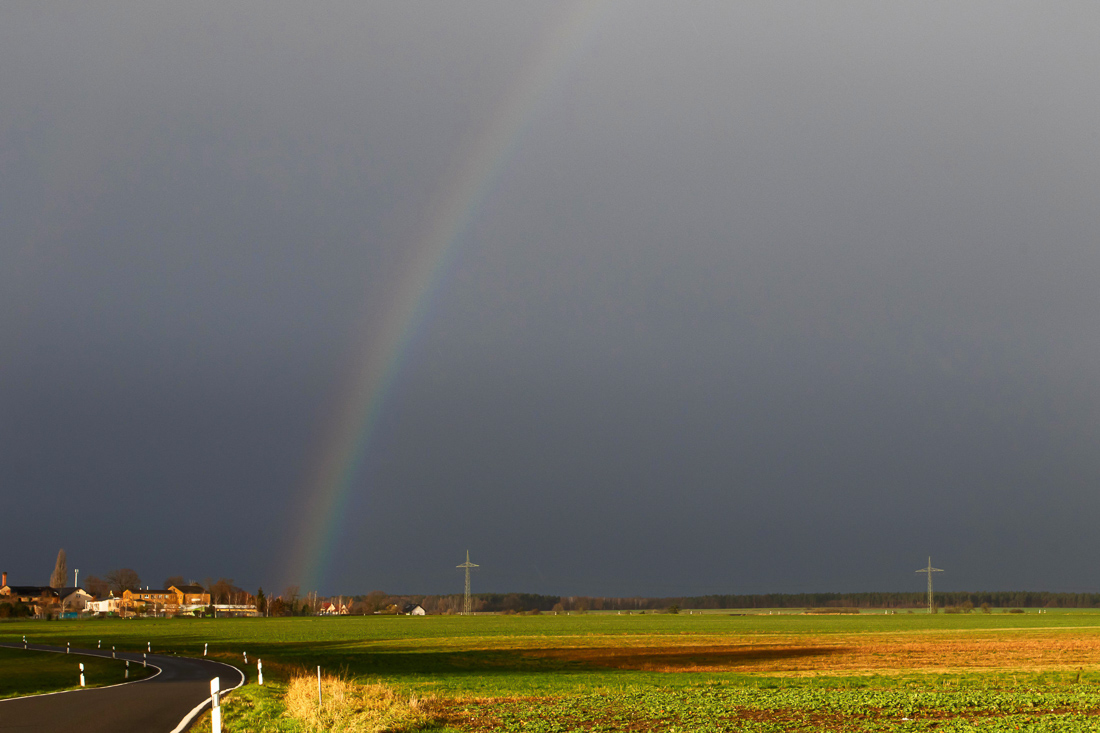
{"left": 0, "top": 643, "right": 244, "bottom": 732}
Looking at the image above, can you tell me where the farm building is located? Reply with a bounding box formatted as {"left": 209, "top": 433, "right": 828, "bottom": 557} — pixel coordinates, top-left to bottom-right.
{"left": 402, "top": 603, "right": 426, "bottom": 616}
{"left": 0, "top": 573, "right": 61, "bottom": 616}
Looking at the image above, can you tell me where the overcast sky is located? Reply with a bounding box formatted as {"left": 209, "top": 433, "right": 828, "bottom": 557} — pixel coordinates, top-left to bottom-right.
{"left": 3, "top": 2, "right": 1100, "bottom": 598}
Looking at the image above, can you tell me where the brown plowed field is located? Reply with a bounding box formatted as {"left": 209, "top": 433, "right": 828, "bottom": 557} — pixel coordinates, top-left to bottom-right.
{"left": 523, "top": 630, "right": 1100, "bottom": 674}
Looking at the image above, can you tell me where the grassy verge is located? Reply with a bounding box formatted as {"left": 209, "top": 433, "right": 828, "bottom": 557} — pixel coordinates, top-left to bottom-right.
{"left": 0, "top": 645, "right": 154, "bottom": 698}
{"left": 188, "top": 677, "right": 454, "bottom": 733}
{"left": 188, "top": 683, "right": 302, "bottom": 733}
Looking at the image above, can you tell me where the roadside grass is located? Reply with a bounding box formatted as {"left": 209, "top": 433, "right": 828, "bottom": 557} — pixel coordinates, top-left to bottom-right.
{"left": 188, "top": 677, "right": 456, "bottom": 733}
{"left": 188, "top": 682, "right": 302, "bottom": 733}
{"left": 0, "top": 645, "right": 154, "bottom": 698}
{"left": 283, "top": 672, "right": 446, "bottom": 732}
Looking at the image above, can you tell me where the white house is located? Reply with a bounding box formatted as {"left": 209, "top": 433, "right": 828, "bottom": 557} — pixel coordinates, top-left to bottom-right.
{"left": 86, "top": 593, "right": 124, "bottom": 615}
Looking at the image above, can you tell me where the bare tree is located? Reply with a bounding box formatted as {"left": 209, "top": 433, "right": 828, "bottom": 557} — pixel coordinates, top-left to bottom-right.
{"left": 105, "top": 568, "right": 141, "bottom": 595}
{"left": 211, "top": 578, "right": 236, "bottom": 604}
{"left": 362, "top": 590, "right": 388, "bottom": 613}
{"left": 84, "top": 575, "right": 110, "bottom": 598}
{"left": 49, "top": 549, "right": 67, "bottom": 588}
{"left": 283, "top": 585, "right": 300, "bottom": 613}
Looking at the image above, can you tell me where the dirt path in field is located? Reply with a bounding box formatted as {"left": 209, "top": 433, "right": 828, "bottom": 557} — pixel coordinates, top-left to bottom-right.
{"left": 523, "top": 630, "right": 1100, "bottom": 674}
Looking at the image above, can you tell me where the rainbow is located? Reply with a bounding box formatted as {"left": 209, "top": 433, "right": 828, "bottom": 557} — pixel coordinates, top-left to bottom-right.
{"left": 286, "top": 2, "right": 612, "bottom": 591}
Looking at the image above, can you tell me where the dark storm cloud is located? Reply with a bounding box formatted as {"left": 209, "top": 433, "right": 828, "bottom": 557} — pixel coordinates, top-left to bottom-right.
{"left": 3, "top": 2, "right": 1099, "bottom": 597}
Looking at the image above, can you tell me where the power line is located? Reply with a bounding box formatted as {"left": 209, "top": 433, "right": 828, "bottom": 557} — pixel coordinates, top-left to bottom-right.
{"left": 915, "top": 556, "right": 944, "bottom": 613}
{"left": 456, "top": 550, "right": 479, "bottom": 616}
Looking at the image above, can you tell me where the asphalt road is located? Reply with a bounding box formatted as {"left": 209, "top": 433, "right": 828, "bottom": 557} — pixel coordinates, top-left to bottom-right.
{"left": 0, "top": 643, "right": 245, "bottom": 732}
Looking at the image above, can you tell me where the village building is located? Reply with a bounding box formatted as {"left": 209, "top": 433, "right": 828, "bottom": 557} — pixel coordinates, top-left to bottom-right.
{"left": 0, "top": 573, "right": 61, "bottom": 617}
{"left": 170, "top": 584, "right": 211, "bottom": 607}
{"left": 402, "top": 603, "right": 426, "bottom": 616}
{"left": 86, "top": 593, "right": 125, "bottom": 615}
{"left": 59, "top": 587, "right": 94, "bottom": 616}
{"left": 121, "top": 584, "right": 212, "bottom": 615}
{"left": 209, "top": 603, "right": 260, "bottom": 617}
{"left": 1, "top": 571, "right": 241, "bottom": 618}
{"left": 122, "top": 588, "right": 178, "bottom": 614}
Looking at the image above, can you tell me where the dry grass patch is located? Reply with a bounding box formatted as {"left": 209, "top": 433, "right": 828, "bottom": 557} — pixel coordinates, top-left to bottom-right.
{"left": 284, "top": 673, "right": 443, "bottom": 732}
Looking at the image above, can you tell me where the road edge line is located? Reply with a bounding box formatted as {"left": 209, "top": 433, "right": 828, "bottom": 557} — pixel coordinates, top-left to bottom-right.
{"left": 169, "top": 658, "right": 247, "bottom": 733}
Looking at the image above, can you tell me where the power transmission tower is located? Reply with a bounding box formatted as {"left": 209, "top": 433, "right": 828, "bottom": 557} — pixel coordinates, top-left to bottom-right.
{"left": 915, "top": 556, "right": 943, "bottom": 614}
{"left": 456, "top": 550, "right": 479, "bottom": 616}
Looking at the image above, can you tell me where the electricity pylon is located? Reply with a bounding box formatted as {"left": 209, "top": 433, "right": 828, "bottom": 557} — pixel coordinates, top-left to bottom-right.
{"left": 915, "top": 557, "right": 943, "bottom": 613}
{"left": 456, "top": 550, "right": 479, "bottom": 616}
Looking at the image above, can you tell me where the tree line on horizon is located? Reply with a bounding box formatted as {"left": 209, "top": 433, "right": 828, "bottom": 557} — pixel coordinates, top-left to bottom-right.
{"left": 321, "top": 590, "right": 1100, "bottom": 615}
{"left": 22, "top": 550, "right": 1100, "bottom": 616}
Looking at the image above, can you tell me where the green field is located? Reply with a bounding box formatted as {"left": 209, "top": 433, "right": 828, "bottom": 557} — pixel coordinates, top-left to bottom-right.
{"left": 0, "top": 645, "right": 154, "bottom": 699}
{"left": 6, "top": 612, "right": 1100, "bottom": 730}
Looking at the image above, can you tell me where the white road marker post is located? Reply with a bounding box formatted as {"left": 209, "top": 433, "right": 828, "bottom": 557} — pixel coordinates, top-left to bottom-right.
{"left": 126, "top": 661, "right": 129, "bottom": 679}
{"left": 257, "top": 659, "right": 263, "bottom": 686}
{"left": 210, "top": 677, "right": 221, "bottom": 733}
{"left": 66, "top": 642, "right": 70, "bottom": 654}
{"left": 317, "top": 666, "right": 322, "bottom": 706}
{"left": 243, "top": 651, "right": 247, "bottom": 664}
{"left": 112, "top": 646, "right": 115, "bottom": 659}
{"left": 204, "top": 642, "right": 208, "bottom": 657}
{"left": 98, "top": 639, "right": 101, "bottom": 649}
{"left": 147, "top": 641, "right": 151, "bottom": 652}
{"left": 143, "top": 652, "right": 147, "bottom": 668}
{"left": 79, "top": 663, "right": 85, "bottom": 687}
